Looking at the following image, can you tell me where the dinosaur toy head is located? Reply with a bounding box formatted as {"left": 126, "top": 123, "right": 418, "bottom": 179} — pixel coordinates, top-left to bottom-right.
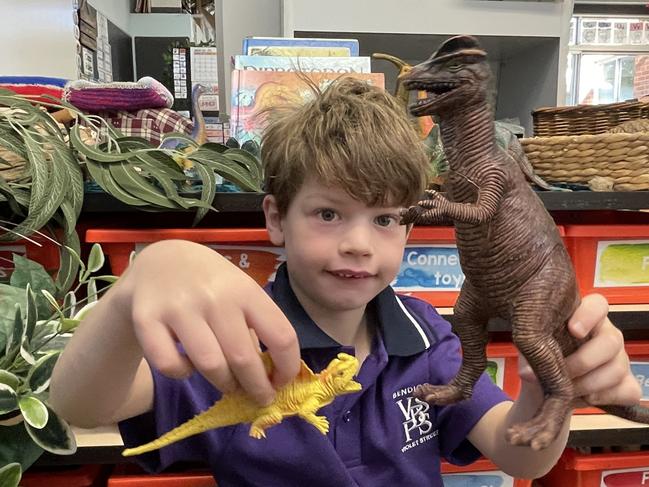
{"left": 323, "top": 353, "right": 362, "bottom": 394}
{"left": 401, "top": 35, "right": 491, "bottom": 116}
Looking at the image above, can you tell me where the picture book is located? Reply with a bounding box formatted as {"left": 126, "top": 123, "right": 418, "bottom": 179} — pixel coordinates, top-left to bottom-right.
{"left": 242, "top": 37, "right": 359, "bottom": 56}
{"left": 234, "top": 55, "right": 371, "bottom": 73}
{"left": 230, "top": 70, "right": 385, "bottom": 144}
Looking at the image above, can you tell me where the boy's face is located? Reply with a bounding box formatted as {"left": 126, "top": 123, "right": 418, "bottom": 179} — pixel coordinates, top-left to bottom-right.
{"left": 264, "top": 177, "right": 408, "bottom": 318}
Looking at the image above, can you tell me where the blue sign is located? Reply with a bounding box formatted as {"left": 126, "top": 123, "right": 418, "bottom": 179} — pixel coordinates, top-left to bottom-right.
{"left": 631, "top": 361, "right": 649, "bottom": 400}
{"left": 393, "top": 245, "right": 465, "bottom": 291}
{"left": 442, "top": 474, "right": 505, "bottom": 487}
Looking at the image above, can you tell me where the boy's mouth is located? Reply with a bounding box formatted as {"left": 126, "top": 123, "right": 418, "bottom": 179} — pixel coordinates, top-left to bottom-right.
{"left": 328, "top": 270, "right": 374, "bottom": 279}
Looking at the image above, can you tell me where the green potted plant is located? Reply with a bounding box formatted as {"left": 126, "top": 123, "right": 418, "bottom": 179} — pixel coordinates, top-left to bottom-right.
{"left": 0, "top": 241, "right": 115, "bottom": 487}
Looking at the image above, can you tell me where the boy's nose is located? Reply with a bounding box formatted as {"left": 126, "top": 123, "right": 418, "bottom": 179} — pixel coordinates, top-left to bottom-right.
{"left": 339, "top": 225, "right": 373, "bottom": 256}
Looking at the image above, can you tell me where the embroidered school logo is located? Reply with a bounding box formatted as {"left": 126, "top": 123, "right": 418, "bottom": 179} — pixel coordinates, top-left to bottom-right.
{"left": 393, "top": 386, "right": 438, "bottom": 453}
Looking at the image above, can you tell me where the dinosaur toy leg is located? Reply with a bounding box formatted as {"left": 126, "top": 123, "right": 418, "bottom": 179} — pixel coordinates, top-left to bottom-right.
{"left": 415, "top": 284, "right": 489, "bottom": 404}
{"left": 506, "top": 247, "right": 580, "bottom": 450}
{"left": 298, "top": 397, "right": 331, "bottom": 434}
{"left": 249, "top": 410, "right": 284, "bottom": 439}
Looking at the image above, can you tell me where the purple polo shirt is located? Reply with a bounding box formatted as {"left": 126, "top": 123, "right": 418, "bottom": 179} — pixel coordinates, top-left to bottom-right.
{"left": 119, "top": 264, "right": 509, "bottom": 486}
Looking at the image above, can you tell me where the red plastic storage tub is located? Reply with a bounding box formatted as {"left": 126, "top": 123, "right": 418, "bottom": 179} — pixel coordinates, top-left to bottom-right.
{"left": 21, "top": 464, "right": 106, "bottom": 487}
{"left": 542, "top": 448, "right": 649, "bottom": 487}
{"left": 575, "top": 341, "right": 649, "bottom": 415}
{"left": 0, "top": 235, "right": 59, "bottom": 282}
{"left": 108, "top": 464, "right": 216, "bottom": 486}
{"left": 85, "top": 229, "right": 282, "bottom": 287}
{"left": 441, "top": 457, "right": 532, "bottom": 486}
{"left": 565, "top": 224, "right": 649, "bottom": 304}
{"left": 87, "top": 226, "right": 564, "bottom": 310}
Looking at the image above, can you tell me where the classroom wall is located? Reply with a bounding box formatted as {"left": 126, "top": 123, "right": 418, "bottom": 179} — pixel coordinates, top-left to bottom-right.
{"left": 0, "top": 0, "right": 77, "bottom": 79}
{"left": 88, "top": 0, "right": 130, "bottom": 33}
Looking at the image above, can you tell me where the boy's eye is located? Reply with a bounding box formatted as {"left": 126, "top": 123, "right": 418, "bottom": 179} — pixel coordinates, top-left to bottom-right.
{"left": 318, "top": 209, "right": 337, "bottom": 221}
{"left": 375, "top": 215, "right": 398, "bottom": 227}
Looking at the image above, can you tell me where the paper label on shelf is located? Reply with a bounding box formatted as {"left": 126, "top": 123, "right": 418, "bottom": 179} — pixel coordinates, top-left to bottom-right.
{"left": 631, "top": 361, "right": 649, "bottom": 401}
{"left": 486, "top": 358, "right": 505, "bottom": 389}
{"left": 601, "top": 467, "right": 649, "bottom": 486}
{"left": 134, "top": 243, "right": 284, "bottom": 287}
{"left": 392, "top": 245, "right": 464, "bottom": 292}
{"left": 208, "top": 245, "right": 285, "bottom": 287}
{"left": 595, "top": 240, "right": 649, "bottom": 287}
{"left": 441, "top": 471, "right": 513, "bottom": 487}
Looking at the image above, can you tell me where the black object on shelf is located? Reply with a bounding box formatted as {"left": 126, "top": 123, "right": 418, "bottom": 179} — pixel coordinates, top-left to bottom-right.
{"left": 80, "top": 190, "right": 649, "bottom": 213}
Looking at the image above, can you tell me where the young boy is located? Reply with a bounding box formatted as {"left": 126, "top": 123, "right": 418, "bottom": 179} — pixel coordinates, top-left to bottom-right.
{"left": 50, "top": 78, "right": 641, "bottom": 486}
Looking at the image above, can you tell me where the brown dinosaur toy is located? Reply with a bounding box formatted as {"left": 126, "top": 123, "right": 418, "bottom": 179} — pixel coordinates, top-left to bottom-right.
{"left": 400, "top": 35, "right": 649, "bottom": 451}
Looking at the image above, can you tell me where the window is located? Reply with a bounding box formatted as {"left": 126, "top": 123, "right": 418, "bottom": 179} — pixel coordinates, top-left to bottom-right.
{"left": 567, "top": 16, "right": 649, "bottom": 105}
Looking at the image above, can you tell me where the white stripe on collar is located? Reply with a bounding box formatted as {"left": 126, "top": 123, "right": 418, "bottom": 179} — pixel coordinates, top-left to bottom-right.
{"left": 394, "top": 296, "right": 431, "bottom": 350}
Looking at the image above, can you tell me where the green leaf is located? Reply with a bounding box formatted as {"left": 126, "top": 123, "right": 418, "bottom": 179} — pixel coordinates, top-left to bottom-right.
{"left": 10, "top": 305, "right": 24, "bottom": 354}
{"left": 85, "top": 159, "right": 149, "bottom": 207}
{"left": 54, "top": 230, "right": 81, "bottom": 297}
{"left": 59, "top": 318, "right": 80, "bottom": 333}
{"left": 25, "top": 405, "right": 77, "bottom": 455}
{"left": 26, "top": 352, "right": 60, "bottom": 394}
{"left": 72, "top": 301, "right": 98, "bottom": 321}
{"left": 9, "top": 254, "right": 56, "bottom": 297}
{"left": 87, "top": 278, "right": 98, "bottom": 304}
{"left": 41, "top": 290, "right": 63, "bottom": 322}
{"left": 109, "top": 161, "right": 180, "bottom": 209}
{"left": 0, "top": 383, "right": 18, "bottom": 414}
{"left": 0, "top": 370, "right": 20, "bottom": 391}
{"left": 20, "top": 340, "right": 35, "bottom": 366}
{"left": 93, "top": 275, "right": 118, "bottom": 284}
{"left": 24, "top": 284, "right": 37, "bottom": 342}
{"left": 19, "top": 396, "right": 48, "bottom": 429}
{"left": 0, "top": 423, "right": 44, "bottom": 473}
{"left": 87, "top": 243, "right": 105, "bottom": 274}
{"left": 62, "top": 290, "right": 76, "bottom": 319}
{"left": 191, "top": 159, "right": 217, "bottom": 225}
{"left": 69, "top": 124, "right": 129, "bottom": 162}
{"left": 0, "top": 285, "right": 26, "bottom": 353}
{"left": 0, "top": 462, "right": 21, "bottom": 487}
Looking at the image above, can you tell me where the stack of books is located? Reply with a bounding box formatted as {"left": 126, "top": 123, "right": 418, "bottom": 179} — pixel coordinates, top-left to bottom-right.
{"left": 229, "top": 36, "right": 385, "bottom": 144}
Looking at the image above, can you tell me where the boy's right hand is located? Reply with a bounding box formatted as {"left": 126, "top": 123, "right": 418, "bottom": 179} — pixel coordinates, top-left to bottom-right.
{"left": 116, "top": 240, "right": 300, "bottom": 406}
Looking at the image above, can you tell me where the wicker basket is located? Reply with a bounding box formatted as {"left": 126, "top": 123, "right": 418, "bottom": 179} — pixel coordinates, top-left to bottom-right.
{"left": 532, "top": 100, "right": 649, "bottom": 137}
{"left": 0, "top": 147, "right": 26, "bottom": 183}
{"left": 521, "top": 131, "right": 649, "bottom": 191}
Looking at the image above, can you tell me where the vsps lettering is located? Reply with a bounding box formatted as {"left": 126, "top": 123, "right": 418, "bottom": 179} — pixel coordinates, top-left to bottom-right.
{"left": 396, "top": 397, "right": 435, "bottom": 442}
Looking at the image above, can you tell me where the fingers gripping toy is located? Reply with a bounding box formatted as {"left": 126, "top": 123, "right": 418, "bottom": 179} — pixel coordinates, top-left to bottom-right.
{"left": 399, "top": 35, "right": 649, "bottom": 450}
{"left": 123, "top": 352, "right": 361, "bottom": 456}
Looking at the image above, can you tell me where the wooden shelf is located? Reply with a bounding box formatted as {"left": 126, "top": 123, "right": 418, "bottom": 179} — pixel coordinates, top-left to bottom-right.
{"left": 33, "top": 413, "right": 649, "bottom": 466}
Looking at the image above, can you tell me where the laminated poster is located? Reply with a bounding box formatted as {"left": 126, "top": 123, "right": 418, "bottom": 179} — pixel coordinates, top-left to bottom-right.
{"left": 441, "top": 472, "right": 513, "bottom": 487}
{"left": 595, "top": 240, "right": 649, "bottom": 287}
{"left": 392, "top": 245, "right": 465, "bottom": 292}
{"left": 486, "top": 359, "right": 505, "bottom": 390}
{"left": 631, "top": 361, "right": 649, "bottom": 401}
{"left": 208, "top": 245, "right": 285, "bottom": 287}
{"left": 601, "top": 467, "right": 649, "bottom": 486}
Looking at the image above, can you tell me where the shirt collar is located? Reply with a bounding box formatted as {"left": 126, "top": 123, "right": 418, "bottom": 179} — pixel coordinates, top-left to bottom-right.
{"left": 268, "top": 263, "right": 431, "bottom": 356}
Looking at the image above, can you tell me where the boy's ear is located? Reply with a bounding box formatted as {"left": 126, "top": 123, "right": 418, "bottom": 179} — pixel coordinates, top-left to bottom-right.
{"left": 263, "top": 195, "right": 285, "bottom": 246}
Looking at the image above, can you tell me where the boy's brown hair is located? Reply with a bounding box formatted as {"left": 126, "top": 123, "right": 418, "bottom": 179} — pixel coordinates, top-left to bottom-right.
{"left": 261, "top": 76, "right": 430, "bottom": 216}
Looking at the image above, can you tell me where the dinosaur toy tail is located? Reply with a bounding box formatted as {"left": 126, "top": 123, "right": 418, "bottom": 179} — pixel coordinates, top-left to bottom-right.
{"left": 122, "top": 400, "right": 240, "bottom": 457}
{"left": 601, "top": 404, "right": 649, "bottom": 424}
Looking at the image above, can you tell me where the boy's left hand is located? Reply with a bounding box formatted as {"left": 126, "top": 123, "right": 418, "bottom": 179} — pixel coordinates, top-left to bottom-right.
{"left": 519, "top": 293, "right": 642, "bottom": 407}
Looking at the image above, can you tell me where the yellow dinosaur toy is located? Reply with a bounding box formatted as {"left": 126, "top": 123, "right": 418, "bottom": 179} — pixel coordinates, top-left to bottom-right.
{"left": 122, "top": 352, "right": 362, "bottom": 456}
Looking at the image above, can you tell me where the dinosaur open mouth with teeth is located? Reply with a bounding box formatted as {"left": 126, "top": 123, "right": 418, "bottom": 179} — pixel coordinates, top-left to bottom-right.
{"left": 405, "top": 80, "right": 461, "bottom": 115}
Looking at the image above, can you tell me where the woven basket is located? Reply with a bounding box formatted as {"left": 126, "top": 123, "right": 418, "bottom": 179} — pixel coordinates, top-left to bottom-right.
{"left": 521, "top": 131, "right": 649, "bottom": 191}
{"left": 0, "top": 147, "right": 26, "bottom": 183}
{"left": 532, "top": 100, "right": 649, "bottom": 137}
